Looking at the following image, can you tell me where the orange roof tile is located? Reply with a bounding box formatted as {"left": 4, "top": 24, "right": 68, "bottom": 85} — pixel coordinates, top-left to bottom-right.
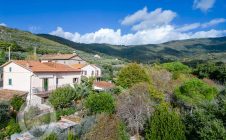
{"left": 41, "top": 54, "right": 77, "bottom": 60}
{"left": 93, "top": 81, "right": 115, "bottom": 89}
{"left": 11, "top": 60, "right": 80, "bottom": 73}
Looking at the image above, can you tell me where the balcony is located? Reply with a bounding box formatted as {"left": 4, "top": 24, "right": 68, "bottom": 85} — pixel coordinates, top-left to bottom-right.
{"left": 31, "top": 84, "right": 70, "bottom": 94}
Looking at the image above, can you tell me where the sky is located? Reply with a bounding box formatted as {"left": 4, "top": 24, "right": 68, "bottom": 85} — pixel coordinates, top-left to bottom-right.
{"left": 0, "top": 0, "right": 226, "bottom": 45}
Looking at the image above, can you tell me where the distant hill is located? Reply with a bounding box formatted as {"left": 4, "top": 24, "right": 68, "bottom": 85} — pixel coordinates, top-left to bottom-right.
{"left": 38, "top": 34, "right": 226, "bottom": 63}
{"left": 0, "top": 26, "right": 125, "bottom": 66}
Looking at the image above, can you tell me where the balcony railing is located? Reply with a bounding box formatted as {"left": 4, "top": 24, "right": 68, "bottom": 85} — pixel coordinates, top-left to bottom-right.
{"left": 31, "top": 84, "right": 70, "bottom": 94}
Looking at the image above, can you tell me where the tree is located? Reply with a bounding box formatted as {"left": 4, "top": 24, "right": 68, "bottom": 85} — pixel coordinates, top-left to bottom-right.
{"left": 116, "top": 83, "right": 154, "bottom": 136}
{"left": 49, "top": 86, "right": 77, "bottom": 109}
{"left": 0, "top": 102, "right": 10, "bottom": 129}
{"left": 174, "top": 78, "right": 218, "bottom": 108}
{"left": 85, "top": 93, "right": 115, "bottom": 114}
{"left": 116, "top": 63, "right": 150, "bottom": 88}
{"left": 145, "top": 106, "right": 185, "bottom": 140}
{"left": 10, "top": 95, "right": 25, "bottom": 111}
{"left": 162, "top": 62, "right": 191, "bottom": 79}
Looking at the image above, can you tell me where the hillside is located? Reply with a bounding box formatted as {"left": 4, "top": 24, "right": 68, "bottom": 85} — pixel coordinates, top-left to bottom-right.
{"left": 0, "top": 26, "right": 126, "bottom": 66}
{"left": 38, "top": 34, "right": 226, "bottom": 63}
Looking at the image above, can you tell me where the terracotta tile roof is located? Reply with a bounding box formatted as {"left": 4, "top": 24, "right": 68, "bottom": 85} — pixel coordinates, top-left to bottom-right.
{"left": 70, "top": 64, "right": 86, "bottom": 69}
{"left": 41, "top": 54, "right": 77, "bottom": 60}
{"left": 93, "top": 81, "right": 115, "bottom": 89}
{"left": 9, "top": 60, "right": 80, "bottom": 73}
{"left": 0, "top": 89, "right": 28, "bottom": 101}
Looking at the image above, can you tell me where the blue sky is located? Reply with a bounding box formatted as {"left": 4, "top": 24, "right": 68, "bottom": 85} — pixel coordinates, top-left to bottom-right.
{"left": 0, "top": 0, "right": 226, "bottom": 45}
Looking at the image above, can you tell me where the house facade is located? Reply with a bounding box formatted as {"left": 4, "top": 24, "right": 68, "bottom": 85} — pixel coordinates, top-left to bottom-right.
{"left": 40, "top": 53, "right": 87, "bottom": 65}
{"left": 71, "top": 64, "right": 101, "bottom": 79}
{"left": 2, "top": 60, "right": 81, "bottom": 94}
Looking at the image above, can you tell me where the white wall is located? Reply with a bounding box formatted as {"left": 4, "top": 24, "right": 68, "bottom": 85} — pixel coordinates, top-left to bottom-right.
{"left": 3, "top": 62, "right": 81, "bottom": 93}
{"left": 41, "top": 56, "right": 86, "bottom": 65}
{"left": 3, "top": 62, "right": 32, "bottom": 92}
{"left": 81, "top": 65, "right": 101, "bottom": 78}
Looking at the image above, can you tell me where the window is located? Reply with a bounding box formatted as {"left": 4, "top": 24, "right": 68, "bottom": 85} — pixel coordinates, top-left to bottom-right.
{"left": 84, "top": 71, "right": 87, "bottom": 75}
{"left": 73, "top": 78, "right": 78, "bottom": 83}
{"left": 8, "top": 79, "right": 12, "bottom": 85}
{"left": 92, "top": 71, "right": 94, "bottom": 76}
{"left": 9, "top": 67, "right": 12, "bottom": 72}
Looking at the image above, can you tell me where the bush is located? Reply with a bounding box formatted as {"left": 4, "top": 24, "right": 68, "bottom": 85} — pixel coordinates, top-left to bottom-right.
{"left": 145, "top": 106, "right": 185, "bottom": 140}
{"left": 184, "top": 105, "right": 226, "bottom": 140}
{"left": 43, "top": 133, "right": 58, "bottom": 140}
{"left": 49, "top": 86, "right": 77, "bottom": 109}
{"left": 162, "top": 62, "right": 191, "bottom": 79}
{"left": 85, "top": 93, "right": 115, "bottom": 114}
{"left": 5, "top": 119, "right": 21, "bottom": 136}
{"left": 56, "top": 107, "right": 77, "bottom": 120}
{"left": 174, "top": 78, "right": 218, "bottom": 108}
{"left": 10, "top": 95, "right": 25, "bottom": 111}
{"left": 116, "top": 63, "right": 150, "bottom": 88}
{"left": 0, "top": 102, "right": 10, "bottom": 129}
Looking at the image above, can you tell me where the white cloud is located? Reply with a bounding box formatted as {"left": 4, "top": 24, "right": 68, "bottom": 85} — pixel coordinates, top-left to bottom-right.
{"left": 121, "top": 7, "right": 177, "bottom": 31}
{"left": 177, "top": 23, "right": 201, "bottom": 32}
{"left": 0, "top": 23, "right": 7, "bottom": 27}
{"left": 193, "top": 0, "right": 215, "bottom": 12}
{"left": 201, "top": 18, "right": 226, "bottom": 28}
{"left": 50, "top": 26, "right": 226, "bottom": 45}
{"left": 50, "top": 7, "right": 226, "bottom": 45}
{"left": 177, "top": 18, "right": 226, "bottom": 32}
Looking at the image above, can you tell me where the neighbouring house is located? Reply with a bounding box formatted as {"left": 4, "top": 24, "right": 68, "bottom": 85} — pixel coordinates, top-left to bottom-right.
{"left": 71, "top": 64, "right": 101, "bottom": 79}
{"left": 1, "top": 60, "right": 81, "bottom": 104}
{"left": 94, "top": 54, "right": 101, "bottom": 59}
{"left": 93, "top": 81, "right": 115, "bottom": 91}
{"left": 40, "top": 53, "right": 87, "bottom": 65}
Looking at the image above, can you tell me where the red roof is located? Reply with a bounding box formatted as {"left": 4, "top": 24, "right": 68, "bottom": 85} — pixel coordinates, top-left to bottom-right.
{"left": 2, "top": 60, "right": 81, "bottom": 73}
{"left": 93, "top": 81, "right": 115, "bottom": 89}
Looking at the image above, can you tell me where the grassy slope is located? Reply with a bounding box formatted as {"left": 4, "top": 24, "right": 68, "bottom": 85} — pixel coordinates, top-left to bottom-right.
{"left": 38, "top": 34, "right": 226, "bottom": 63}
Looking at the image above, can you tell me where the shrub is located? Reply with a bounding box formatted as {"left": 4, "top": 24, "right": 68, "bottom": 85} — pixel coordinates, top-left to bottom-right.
{"left": 49, "top": 86, "right": 77, "bottom": 109}
{"left": 116, "top": 63, "right": 150, "bottom": 88}
{"left": 184, "top": 104, "right": 226, "bottom": 140}
{"left": 174, "top": 78, "right": 218, "bottom": 108}
{"left": 43, "top": 133, "right": 58, "bottom": 140}
{"left": 85, "top": 93, "right": 115, "bottom": 114}
{"left": 10, "top": 95, "right": 25, "bottom": 111}
{"left": 56, "top": 107, "right": 76, "bottom": 120}
{"left": 5, "top": 119, "right": 21, "bottom": 136}
{"left": 145, "top": 106, "right": 185, "bottom": 140}
{"left": 0, "top": 102, "right": 10, "bottom": 129}
{"left": 162, "top": 62, "right": 191, "bottom": 79}
{"left": 83, "top": 114, "right": 128, "bottom": 140}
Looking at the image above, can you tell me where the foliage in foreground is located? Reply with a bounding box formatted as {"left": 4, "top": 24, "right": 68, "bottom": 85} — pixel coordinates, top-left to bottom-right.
{"left": 116, "top": 63, "right": 150, "bottom": 88}
{"left": 145, "top": 105, "right": 186, "bottom": 140}
{"left": 85, "top": 93, "right": 115, "bottom": 114}
{"left": 49, "top": 86, "right": 77, "bottom": 109}
{"left": 10, "top": 95, "right": 25, "bottom": 111}
{"left": 174, "top": 78, "right": 218, "bottom": 108}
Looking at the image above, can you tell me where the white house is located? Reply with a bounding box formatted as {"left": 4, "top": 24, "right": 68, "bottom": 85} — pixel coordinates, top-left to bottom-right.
{"left": 1, "top": 60, "right": 81, "bottom": 94}
{"left": 40, "top": 53, "right": 87, "bottom": 65}
{"left": 70, "top": 64, "right": 101, "bottom": 79}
